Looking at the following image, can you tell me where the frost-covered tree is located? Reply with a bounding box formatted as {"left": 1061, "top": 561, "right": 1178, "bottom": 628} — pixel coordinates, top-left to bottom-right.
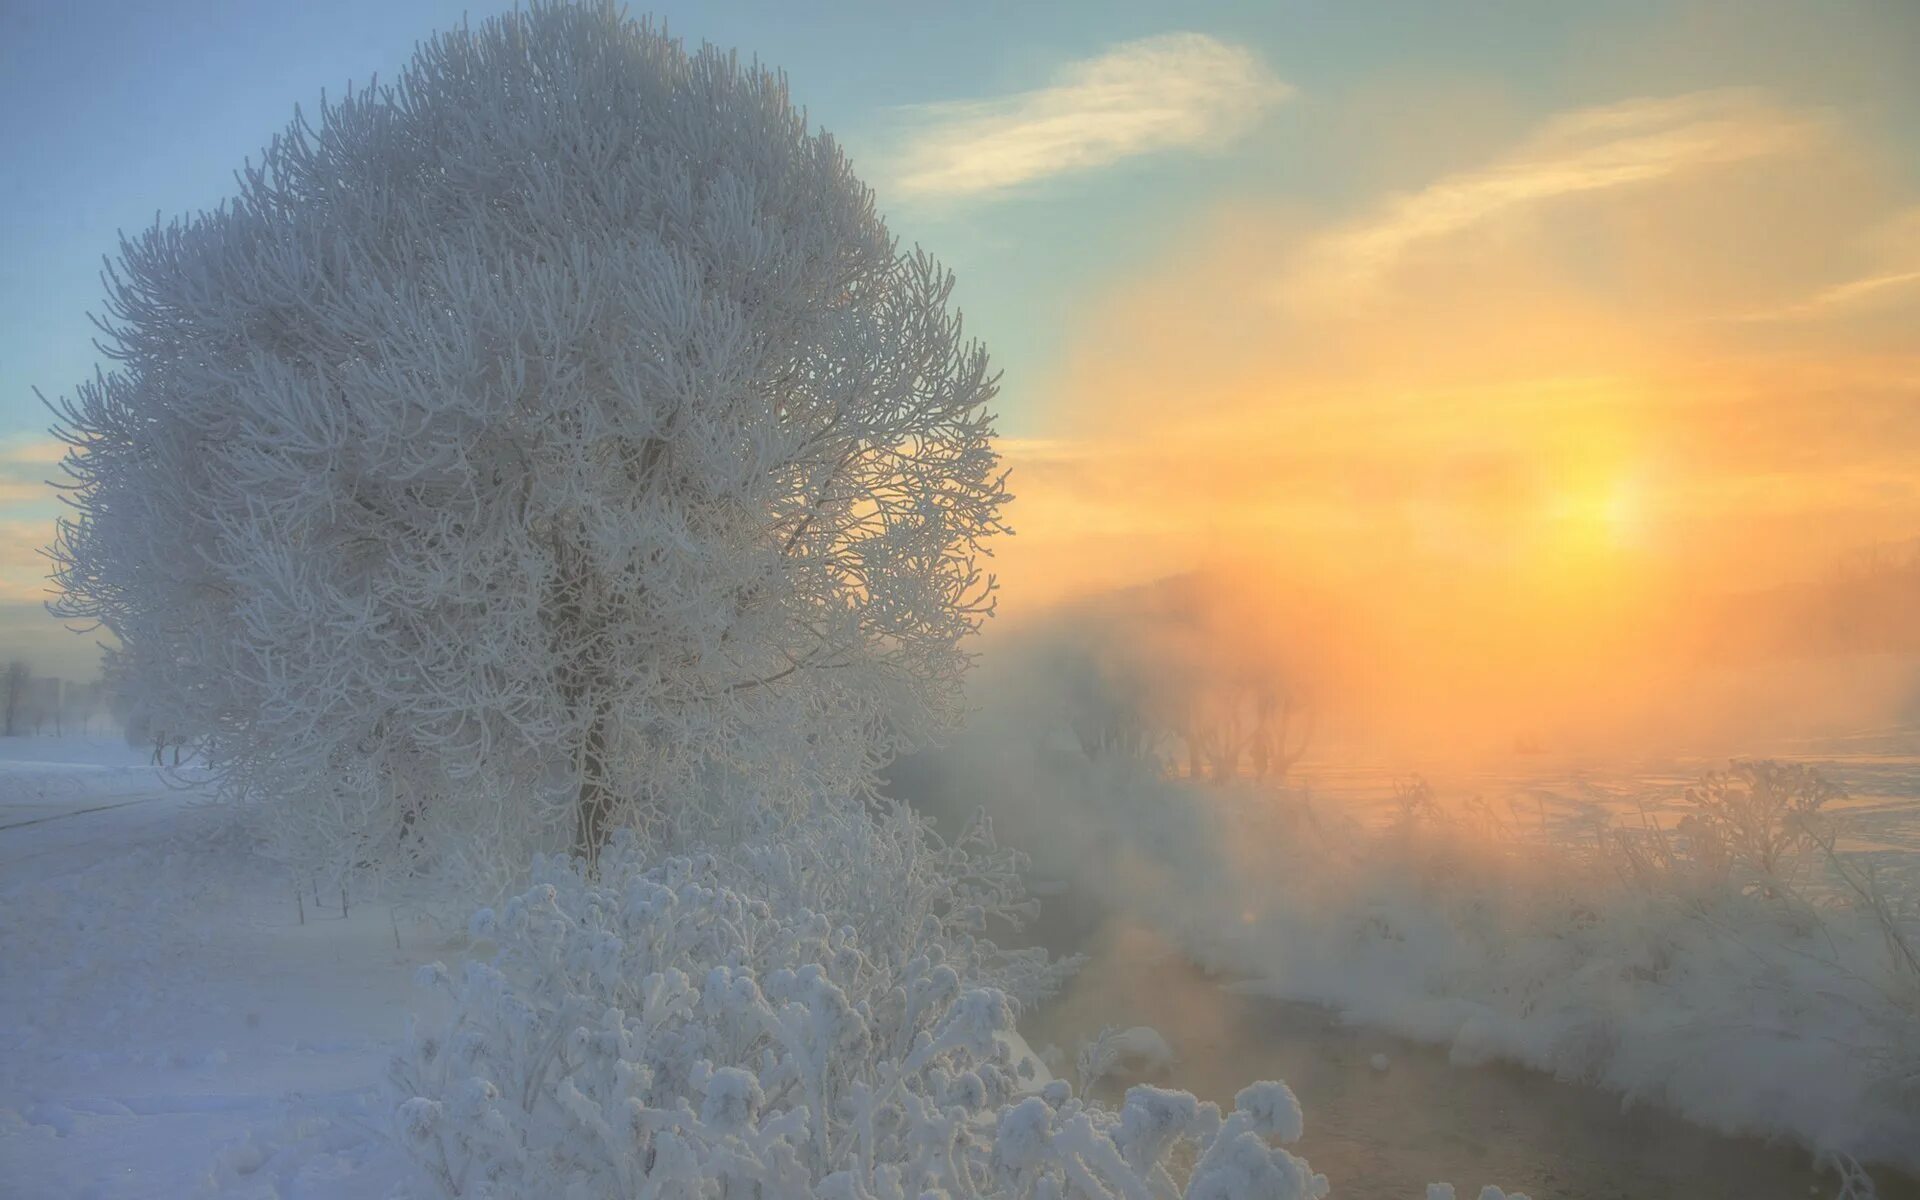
{"left": 46, "top": 3, "right": 1007, "bottom": 875}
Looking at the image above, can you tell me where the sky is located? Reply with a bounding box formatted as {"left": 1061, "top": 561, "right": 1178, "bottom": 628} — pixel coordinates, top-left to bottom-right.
{"left": 2, "top": 0, "right": 1918, "bottom": 692}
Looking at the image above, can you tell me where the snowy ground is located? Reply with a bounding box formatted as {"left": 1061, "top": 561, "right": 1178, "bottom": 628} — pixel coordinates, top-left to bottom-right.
{"left": 0, "top": 737, "right": 426, "bottom": 1199}
{"left": 7, "top": 732, "right": 1920, "bottom": 1198}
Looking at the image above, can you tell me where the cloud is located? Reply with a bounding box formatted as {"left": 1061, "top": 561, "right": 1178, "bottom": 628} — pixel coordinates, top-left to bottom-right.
{"left": 1737, "top": 269, "right": 1920, "bottom": 322}
{"left": 1733, "top": 206, "right": 1920, "bottom": 322}
{"left": 0, "top": 436, "right": 67, "bottom": 466}
{"left": 889, "top": 33, "right": 1290, "bottom": 199}
{"left": 0, "top": 439, "right": 66, "bottom": 617}
{"left": 0, "top": 453, "right": 95, "bottom": 676}
{"left": 1282, "top": 89, "right": 1823, "bottom": 313}
{"left": 0, "top": 438, "right": 65, "bottom": 512}
{"left": 0, "top": 518, "right": 55, "bottom": 602}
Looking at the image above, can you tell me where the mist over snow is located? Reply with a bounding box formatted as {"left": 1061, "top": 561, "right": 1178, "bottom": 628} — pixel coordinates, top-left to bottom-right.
{"left": 888, "top": 569, "right": 1920, "bottom": 1182}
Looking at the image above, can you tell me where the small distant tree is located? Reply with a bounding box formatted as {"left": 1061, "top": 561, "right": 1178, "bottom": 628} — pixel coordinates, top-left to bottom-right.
{"left": 1167, "top": 668, "right": 1314, "bottom": 786}
{"left": 1679, "top": 760, "right": 1841, "bottom": 894}
{"left": 1245, "top": 682, "right": 1314, "bottom": 783}
{"left": 46, "top": 4, "right": 1006, "bottom": 879}
{"left": 2, "top": 660, "right": 28, "bottom": 737}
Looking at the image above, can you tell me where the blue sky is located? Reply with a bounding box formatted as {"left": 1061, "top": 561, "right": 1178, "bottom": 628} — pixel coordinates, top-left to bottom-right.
{"left": 10, "top": 1, "right": 1911, "bottom": 440}
{"left": 2, "top": 0, "right": 1917, "bottom": 675}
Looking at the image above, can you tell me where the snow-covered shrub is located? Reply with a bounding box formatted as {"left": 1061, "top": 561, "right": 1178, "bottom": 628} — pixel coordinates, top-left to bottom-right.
{"left": 1674, "top": 759, "right": 1842, "bottom": 894}
{"left": 723, "top": 800, "right": 1076, "bottom": 1011}
{"left": 46, "top": 0, "right": 1008, "bottom": 884}
{"left": 1075, "top": 1025, "right": 1176, "bottom": 1092}
{"left": 393, "top": 846, "right": 1332, "bottom": 1200}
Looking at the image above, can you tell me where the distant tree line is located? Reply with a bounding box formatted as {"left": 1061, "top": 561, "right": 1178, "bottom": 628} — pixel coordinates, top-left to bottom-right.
{"left": 1044, "top": 625, "right": 1316, "bottom": 785}
{"left": 1, "top": 660, "right": 110, "bottom": 737}
{"left": 0, "top": 658, "right": 197, "bottom": 764}
{"left": 1013, "top": 572, "right": 1322, "bottom": 786}
{"left": 1702, "top": 537, "right": 1920, "bottom": 661}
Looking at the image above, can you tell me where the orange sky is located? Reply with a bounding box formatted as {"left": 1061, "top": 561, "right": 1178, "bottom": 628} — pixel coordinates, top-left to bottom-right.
{"left": 997, "top": 85, "right": 1919, "bottom": 594}
{"left": 989, "top": 86, "right": 1920, "bottom": 755}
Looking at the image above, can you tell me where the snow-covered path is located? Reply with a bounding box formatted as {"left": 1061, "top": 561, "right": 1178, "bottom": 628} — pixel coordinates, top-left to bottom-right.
{"left": 0, "top": 788, "right": 186, "bottom": 887}
{"left": 0, "top": 739, "right": 421, "bottom": 1199}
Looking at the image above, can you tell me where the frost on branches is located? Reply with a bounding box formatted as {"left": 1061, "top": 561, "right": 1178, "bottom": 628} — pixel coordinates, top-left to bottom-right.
{"left": 45, "top": 1, "right": 1007, "bottom": 881}
{"left": 728, "top": 802, "right": 1077, "bottom": 1013}
{"left": 393, "top": 844, "right": 1337, "bottom": 1200}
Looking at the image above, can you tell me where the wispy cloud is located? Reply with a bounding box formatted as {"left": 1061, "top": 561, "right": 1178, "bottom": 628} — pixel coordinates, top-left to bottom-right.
{"left": 0, "top": 519, "right": 54, "bottom": 602}
{"left": 889, "top": 33, "right": 1290, "bottom": 199}
{"left": 1736, "top": 269, "right": 1920, "bottom": 322}
{"left": 1283, "top": 89, "right": 1822, "bottom": 313}
{"left": 0, "top": 435, "right": 64, "bottom": 466}
{"left": 1734, "top": 206, "right": 1920, "bottom": 322}
{"left": 0, "top": 437, "right": 64, "bottom": 513}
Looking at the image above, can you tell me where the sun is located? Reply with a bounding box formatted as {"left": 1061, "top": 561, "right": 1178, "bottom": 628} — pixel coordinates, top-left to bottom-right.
{"left": 1598, "top": 474, "right": 1648, "bottom": 549}
{"left": 1540, "top": 468, "right": 1653, "bottom": 567}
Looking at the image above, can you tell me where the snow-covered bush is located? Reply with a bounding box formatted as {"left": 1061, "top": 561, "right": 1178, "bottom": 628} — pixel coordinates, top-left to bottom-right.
{"left": 1671, "top": 759, "right": 1842, "bottom": 895}
{"left": 1075, "top": 1025, "right": 1176, "bottom": 1092}
{"left": 46, "top": 0, "right": 1008, "bottom": 883}
{"left": 393, "top": 846, "right": 1333, "bottom": 1200}
{"left": 723, "top": 800, "right": 1077, "bottom": 1011}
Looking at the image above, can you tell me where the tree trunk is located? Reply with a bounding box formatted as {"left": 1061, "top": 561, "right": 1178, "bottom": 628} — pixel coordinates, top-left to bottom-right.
{"left": 1271, "top": 700, "right": 1315, "bottom": 783}
{"left": 573, "top": 698, "right": 615, "bottom": 868}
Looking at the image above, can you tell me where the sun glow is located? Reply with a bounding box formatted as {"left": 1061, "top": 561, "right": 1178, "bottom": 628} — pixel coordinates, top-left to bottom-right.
{"left": 1542, "top": 468, "right": 1652, "bottom": 560}
{"left": 988, "top": 91, "right": 1920, "bottom": 758}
